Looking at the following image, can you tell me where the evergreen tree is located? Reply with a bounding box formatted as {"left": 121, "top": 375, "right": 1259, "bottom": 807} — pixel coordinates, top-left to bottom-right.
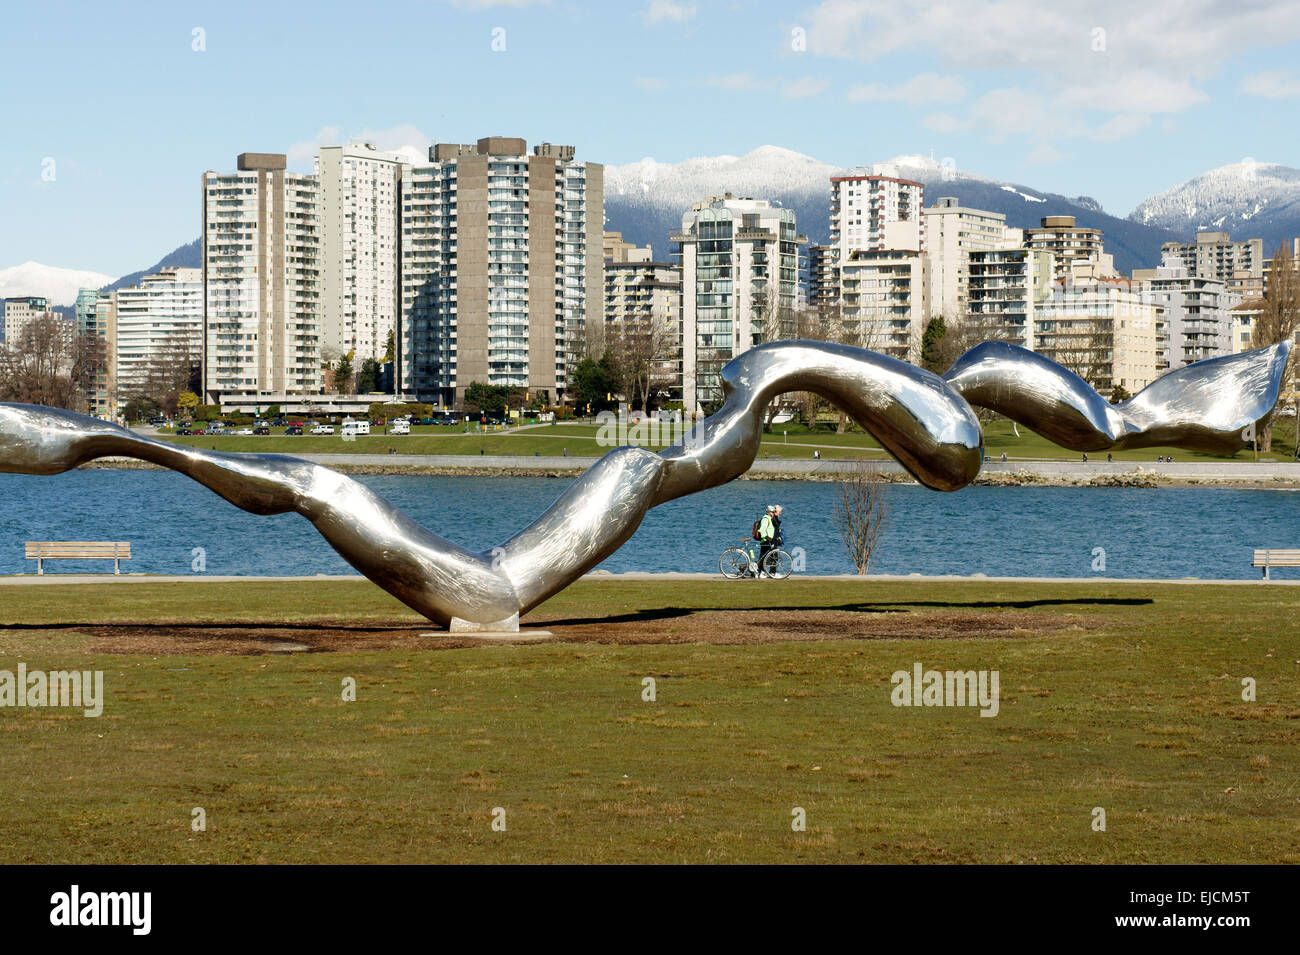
{"left": 921, "top": 315, "right": 947, "bottom": 373}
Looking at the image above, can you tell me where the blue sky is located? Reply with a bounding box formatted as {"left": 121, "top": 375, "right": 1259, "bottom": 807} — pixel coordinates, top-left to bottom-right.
{"left": 3, "top": 0, "right": 1300, "bottom": 277}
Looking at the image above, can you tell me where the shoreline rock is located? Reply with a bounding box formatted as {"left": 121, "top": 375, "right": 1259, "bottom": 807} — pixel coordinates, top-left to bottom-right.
{"left": 76, "top": 458, "right": 1300, "bottom": 488}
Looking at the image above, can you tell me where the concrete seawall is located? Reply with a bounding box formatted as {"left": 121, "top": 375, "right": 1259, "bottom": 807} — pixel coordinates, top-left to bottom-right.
{"left": 83, "top": 452, "right": 1300, "bottom": 487}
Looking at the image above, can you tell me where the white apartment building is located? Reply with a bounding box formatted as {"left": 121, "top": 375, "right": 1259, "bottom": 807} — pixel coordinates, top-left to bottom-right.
{"left": 839, "top": 250, "right": 928, "bottom": 362}
{"left": 674, "top": 195, "right": 804, "bottom": 412}
{"left": 114, "top": 267, "right": 203, "bottom": 400}
{"left": 1034, "top": 279, "right": 1161, "bottom": 395}
{"left": 1134, "top": 257, "right": 1231, "bottom": 369}
{"left": 1024, "top": 216, "right": 1112, "bottom": 281}
{"left": 399, "top": 137, "right": 604, "bottom": 407}
{"left": 2, "top": 296, "right": 53, "bottom": 343}
{"left": 922, "top": 198, "right": 1012, "bottom": 322}
{"left": 604, "top": 233, "right": 683, "bottom": 405}
{"left": 966, "top": 248, "right": 1056, "bottom": 348}
{"left": 807, "top": 244, "right": 840, "bottom": 324}
{"left": 1230, "top": 300, "right": 1262, "bottom": 354}
{"left": 1161, "top": 231, "right": 1264, "bottom": 284}
{"left": 830, "top": 169, "right": 925, "bottom": 258}
{"left": 202, "top": 152, "right": 321, "bottom": 406}
{"left": 316, "top": 143, "right": 403, "bottom": 364}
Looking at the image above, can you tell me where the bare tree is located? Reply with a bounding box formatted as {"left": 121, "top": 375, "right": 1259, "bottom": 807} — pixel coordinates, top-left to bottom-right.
{"left": 0, "top": 313, "right": 86, "bottom": 410}
{"left": 833, "top": 459, "right": 890, "bottom": 574}
{"left": 751, "top": 293, "right": 801, "bottom": 431}
{"left": 1254, "top": 241, "right": 1300, "bottom": 451}
{"left": 1035, "top": 314, "right": 1114, "bottom": 393}
{"left": 136, "top": 329, "right": 199, "bottom": 416}
{"left": 928, "top": 312, "right": 1032, "bottom": 426}
{"left": 793, "top": 306, "right": 836, "bottom": 430}
{"left": 605, "top": 315, "right": 676, "bottom": 411}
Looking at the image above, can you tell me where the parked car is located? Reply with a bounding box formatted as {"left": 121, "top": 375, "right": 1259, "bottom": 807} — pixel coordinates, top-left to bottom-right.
{"left": 253, "top": 426, "right": 270, "bottom": 436}
{"left": 285, "top": 426, "right": 303, "bottom": 436}
{"left": 341, "top": 420, "right": 370, "bottom": 436}
{"left": 310, "top": 424, "right": 335, "bottom": 435}
{"left": 177, "top": 428, "right": 192, "bottom": 436}
{"left": 390, "top": 419, "right": 411, "bottom": 435}
{"left": 269, "top": 418, "right": 288, "bottom": 427}
{"left": 234, "top": 428, "right": 253, "bottom": 436}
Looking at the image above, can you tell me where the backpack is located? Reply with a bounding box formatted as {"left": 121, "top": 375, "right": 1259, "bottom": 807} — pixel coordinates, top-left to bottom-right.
{"left": 752, "top": 515, "right": 764, "bottom": 540}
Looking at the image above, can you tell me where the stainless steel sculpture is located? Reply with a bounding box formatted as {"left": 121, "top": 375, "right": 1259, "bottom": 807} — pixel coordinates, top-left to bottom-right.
{"left": 0, "top": 340, "right": 1291, "bottom": 629}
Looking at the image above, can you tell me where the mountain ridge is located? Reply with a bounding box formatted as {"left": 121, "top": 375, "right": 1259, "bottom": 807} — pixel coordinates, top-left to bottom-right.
{"left": 604, "top": 148, "right": 1182, "bottom": 274}
{"left": 0, "top": 262, "right": 115, "bottom": 307}
{"left": 1128, "top": 160, "right": 1300, "bottom": 254}
{"left": 17, "top": 149, "right": 1300, "bottom": 298}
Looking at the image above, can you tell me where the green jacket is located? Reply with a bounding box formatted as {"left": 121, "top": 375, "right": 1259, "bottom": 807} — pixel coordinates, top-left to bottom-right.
{"left": 758, "top": 514, "right": 775, "bottom": 541}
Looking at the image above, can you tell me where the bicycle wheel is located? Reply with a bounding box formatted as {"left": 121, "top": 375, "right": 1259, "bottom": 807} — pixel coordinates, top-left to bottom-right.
{"left": 720, "top": 548, "right": 750, "bottom": 579}
{"left": 761, "top": 549, "right": 793, "bottom": 580}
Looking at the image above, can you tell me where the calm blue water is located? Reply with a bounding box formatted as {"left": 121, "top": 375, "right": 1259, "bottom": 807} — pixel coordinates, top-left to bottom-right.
{"left": 1, "top": 470, "right": 1297, "bottom": 580}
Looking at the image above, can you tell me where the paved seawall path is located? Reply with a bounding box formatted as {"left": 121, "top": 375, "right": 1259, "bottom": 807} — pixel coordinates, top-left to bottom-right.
{"left": 2, "top": 572, "right": 1297, "bottom": 586}
{"left": 83, "top": 452, "right": 1300, "bottom": 487}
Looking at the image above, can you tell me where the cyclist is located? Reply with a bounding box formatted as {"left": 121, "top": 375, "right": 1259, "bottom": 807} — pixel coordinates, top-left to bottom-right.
{"left": 756, "top": 504, "right": 783, "bottom": 576}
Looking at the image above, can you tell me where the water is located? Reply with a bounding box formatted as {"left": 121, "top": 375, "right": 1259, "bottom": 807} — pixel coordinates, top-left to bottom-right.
{"left": 1, "top": 469, "right": 1297, "bottom": 580}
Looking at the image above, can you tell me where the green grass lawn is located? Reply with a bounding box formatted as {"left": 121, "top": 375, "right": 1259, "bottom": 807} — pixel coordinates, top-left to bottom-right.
{"left": 151, "top": 418, "right": 1300, "bottom": 462}
{"left": 0, "top": 577, "right": 1295, "bottom": 863}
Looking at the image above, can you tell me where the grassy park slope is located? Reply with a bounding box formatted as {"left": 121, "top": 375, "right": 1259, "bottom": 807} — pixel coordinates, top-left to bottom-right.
{"left": 151, "top": 418, "right": 1300, "bottom": 463}
{"left": 0, "top": 577, "right": 1295, "bottom": 864}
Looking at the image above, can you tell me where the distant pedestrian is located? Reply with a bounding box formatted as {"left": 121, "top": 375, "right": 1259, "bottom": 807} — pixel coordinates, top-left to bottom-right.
{"left": 1001, "top": 452, "right": 1006, "bottom": 463}
{"left": 1107, "top": 452, "right": 1112, "bottom": 463}
{"left": 562, "top": 447, "right": 568, "bottom": 457}
{"left": 813, "top": 450, "right": 821, "bottom": 459}
{"left": 1082, "top": 452, "right": 1088, "bottom": 463}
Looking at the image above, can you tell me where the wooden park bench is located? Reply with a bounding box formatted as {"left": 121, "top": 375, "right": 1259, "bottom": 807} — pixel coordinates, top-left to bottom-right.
{"left": 1252, "top": 548, "right": 1300, "bottom": 580}
{"left": 25, "top": 541, "right": 131, "bottom": 575}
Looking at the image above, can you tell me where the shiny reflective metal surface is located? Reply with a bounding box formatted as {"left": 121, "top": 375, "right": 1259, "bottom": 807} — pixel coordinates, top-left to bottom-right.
{"left": 0, "top": 339, "right": 1290, "bottom": 626}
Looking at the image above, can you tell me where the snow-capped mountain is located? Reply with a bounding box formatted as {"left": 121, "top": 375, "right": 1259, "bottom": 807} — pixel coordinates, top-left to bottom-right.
{"left": 604, "top": 147, "right": 1177, "bottom": 274}
{"left": 606, "top": 145, "right": 838, "bottom": 207}
{"left": 1128, "top": 161, "right": 1300, "bottom": 251}
{"left": 0, "top": 262, "right": 115, "bottom": 307}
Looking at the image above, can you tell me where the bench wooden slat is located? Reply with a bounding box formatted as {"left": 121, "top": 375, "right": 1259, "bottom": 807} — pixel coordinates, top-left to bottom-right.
{"left": 26, "top": 542, "right": 130, "bottom": 553}
{"left": 24, "top": 541, "right": 131, "bottom": 575}
{"left": 1252, "top": 549, "right": 1300, "bottom": 564}
{"left": 1252, "top": 548, "right": 1300, "bottom": 579}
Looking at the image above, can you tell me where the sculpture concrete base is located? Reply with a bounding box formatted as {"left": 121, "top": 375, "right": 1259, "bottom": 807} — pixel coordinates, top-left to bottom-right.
{"left": 451, "top": 614, "right": 520, "bottom": 633}
{"left": 427, "top": 629, "right": 554, "bottom": 642}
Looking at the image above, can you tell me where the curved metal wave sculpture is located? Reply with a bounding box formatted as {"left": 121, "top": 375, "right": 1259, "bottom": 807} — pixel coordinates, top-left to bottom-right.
{"left": 0, "top": 339, "right": 1291, "bottom": 628}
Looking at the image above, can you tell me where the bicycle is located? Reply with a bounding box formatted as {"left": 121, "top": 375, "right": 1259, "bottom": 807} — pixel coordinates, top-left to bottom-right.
{"left": 719, "top": 538, "right": 794, "bottom": 580}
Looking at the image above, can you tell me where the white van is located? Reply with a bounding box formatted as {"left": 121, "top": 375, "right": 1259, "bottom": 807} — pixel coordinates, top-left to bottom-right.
{"left": 341, "top": 419, "right": 370, "bottom": 436}
{"left": 389, "top": 419, "right": 410, "bottom": 435}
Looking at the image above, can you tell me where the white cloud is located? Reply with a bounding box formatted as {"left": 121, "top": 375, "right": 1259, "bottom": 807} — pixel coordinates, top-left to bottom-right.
{"left": 783, "top": 76, "right": 830, "bottom": 100}
{"left": 286, "top": 124, "right": 431, "bottom": 168}
{"left": 848, "top": 73, "right": 966, "bottom": 105}
{"left": 704, "top": 72, "right": 769, "bottom": 92}
{"left": 1026, "top": 143, "right": 1066, "bottom": 165}
{"left": 1239, "top": 68, "right": 1300, "bottom": 99}
{"left": 1055, "top": 71, "right": 1208, "bottom": 114}
{"left": 967, "top": 88, "right": 1058, "bottom": 140}
{"left": 643, "top": 0, "right": 696, "bottom": 26}
{"left": 922, "top": 113, "right": 968, "bottom": 134}
{"left": 803, "top": 0, "right": 1300, "bottom": 142}
{"left": 1093, "top": 113, "right": 1151, "bottom": 142}
{"left": 696, "top": 73, "right": 828, "bottom": 98}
